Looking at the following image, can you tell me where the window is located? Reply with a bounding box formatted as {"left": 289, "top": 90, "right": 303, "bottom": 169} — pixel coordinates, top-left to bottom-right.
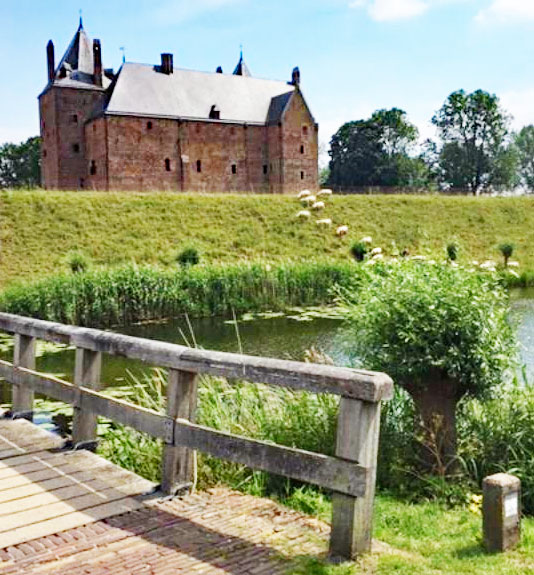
{"left": 300, "top": 145, "right": 304, "bottom": 154}
{"left": 43, "top": 150, "right": 47, "bottom": 158}
{"left": 72, "top": 143, "right": 80, "bottom": 153}
{"left": 93, "top": 123, "right": 96, "bottom": 132}
{"left": 300, "top": 171, "right": 304, "bottom": 180}
{"left": 302, "top": 125, "right": 308, "bottom": 135}
{"left": 196, "top": 160, "right": 202, "bottom": 173}
{"left": 165, "top": 158, "right": 171, "bottom": 171}
{"left": 90, "top": 161, "right": 97, "bottom": 176}
{"left": 79, "top": 178, "right": 85, "bottom": 189}
{"left": 231, "top": 164, "right": 237, "bottom": 175}
{"left": 72, "top": 114, "right": 78, "bottom": 124}
{"left": 263, "top": 165, "right": 268, "bottom": 175}
{"left": 147, "top": 121, "right": 153, "bottom": 130}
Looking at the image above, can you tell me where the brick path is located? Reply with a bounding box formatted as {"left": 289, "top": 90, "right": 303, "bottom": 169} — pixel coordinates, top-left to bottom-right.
{"left": 0, "top": 488, "right": 330, "bottom": 574}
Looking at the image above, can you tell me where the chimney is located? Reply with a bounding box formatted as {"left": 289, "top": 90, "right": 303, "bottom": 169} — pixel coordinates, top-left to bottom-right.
{"left": 47, "top": 40, "right": 55, "bottom": 83}
{"left": 216, "top": 66, "right": 223, "bottom": 74}
{"left": 161, "top": 53, "right": 173, "bottom": 75}
{"left": 291, "top": 66, "right": 300, "bottom": 87}
{"left": 93, "top": 39, "right": 102, "bottom": 87}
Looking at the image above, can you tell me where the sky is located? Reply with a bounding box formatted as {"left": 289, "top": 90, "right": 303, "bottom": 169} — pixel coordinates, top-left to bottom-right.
{"left": 1, "top": 0, "right": 533, "bottom": 166}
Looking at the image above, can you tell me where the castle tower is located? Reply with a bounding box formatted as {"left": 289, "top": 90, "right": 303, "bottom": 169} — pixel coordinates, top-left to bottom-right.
{"left": 39, "top": 20, "right": 109, "bottom": 189}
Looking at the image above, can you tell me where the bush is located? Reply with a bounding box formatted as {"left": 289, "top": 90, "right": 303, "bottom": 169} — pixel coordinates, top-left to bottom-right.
{"left": 66, "top": 251, "right": 89, "bottom": 274}
{"left": 350, "top": 241, "right": 368, "bottom": 262}
{"left": 498, "top": 242, "right": 515, "bottom": 267}
{"left": 339, "top": 261, "right": 517, "bottom": 472}
{"left": 446, "top": 242, "right": 458, "bottom": 262}
{"left": 177, "top": 246, "right": 200, "bottom": 267}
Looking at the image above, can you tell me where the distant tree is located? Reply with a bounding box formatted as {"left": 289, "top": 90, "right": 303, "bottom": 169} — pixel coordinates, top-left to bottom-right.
{"left": 515, "top": 125, "right": 534, "bottom": 190}
{"left": 432, "top": 90, "right": 515, "bottom": 194}
{"left": 0, "top": 137, "right": 41, "bottom": 189}
{"left": 328, "top": 108, "right": 420, "bottom": 188}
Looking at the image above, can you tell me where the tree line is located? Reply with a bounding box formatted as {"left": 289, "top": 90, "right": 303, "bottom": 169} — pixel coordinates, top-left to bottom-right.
{"left": 0, "top": 137, "right": 41, "bottom": 189}
{"left": 327, "top": 89, "right": 534, "bottom": 195}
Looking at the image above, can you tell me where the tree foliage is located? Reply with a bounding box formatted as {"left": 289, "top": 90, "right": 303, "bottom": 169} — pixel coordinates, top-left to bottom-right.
{"left": 328, "top": 108, "right": 424, "bottom": 187}
{"left": 0, "top": 137, "right": 41, "bottom": 189}
{"left": 515, "top": 125, "right": 534, "bottom": 190}
{"left": 432, "top": 90, "right": 515, "bottom": 194}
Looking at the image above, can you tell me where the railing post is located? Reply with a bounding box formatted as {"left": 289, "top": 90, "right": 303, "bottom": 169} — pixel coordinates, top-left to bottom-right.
{"left": 161, "top": 368, "right": 198, "bottom": 495}
{"left": 12, "top": 334, "right": 36, "bottom": 419}
{"left": 72, "top": 347, "right": 102, "bottom": 447}
{"left": 329, "top": 397, "right": 382, "bottom": 560}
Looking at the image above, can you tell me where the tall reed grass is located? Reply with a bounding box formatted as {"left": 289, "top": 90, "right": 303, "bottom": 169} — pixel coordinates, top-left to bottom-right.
{"left": 0, "top": 261, "right": 356, "bottom": 327}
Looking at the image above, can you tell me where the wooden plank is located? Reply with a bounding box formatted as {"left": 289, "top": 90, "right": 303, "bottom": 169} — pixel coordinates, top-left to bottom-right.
{"left": 161, "top": 369, "right": 198, "bottom": 494}
{"left": 0, "top": 497, "right": 143, "bottom": 549}
{"left": 12, "top": 334, "right": 36, "bottom": 416}
{"left": 72, "top": 348, "right": 102, "bottom": 445}
{"left": 173, "top": 419, "right": 367, "bottom": 497}
{"left": 0, "top": 362, "right": 170, "bottom": 440}
{"left": 0, "top": 312, "right": 393, "bottom": 401}
{"left": 330, "top": 398, "right": 382, "bottom": 560}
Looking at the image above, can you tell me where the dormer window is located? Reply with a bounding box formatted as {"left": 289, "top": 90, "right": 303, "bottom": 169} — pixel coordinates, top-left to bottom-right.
{"left": 209, "top": 105, "right": 220, "bottom": 120}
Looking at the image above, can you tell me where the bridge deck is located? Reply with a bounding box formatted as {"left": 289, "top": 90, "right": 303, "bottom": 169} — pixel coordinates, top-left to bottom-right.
{"left": 0, "top": 419, "right": 329, "bottom": 574}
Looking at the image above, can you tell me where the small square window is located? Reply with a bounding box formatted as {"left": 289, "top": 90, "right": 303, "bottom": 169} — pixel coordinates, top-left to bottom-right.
{"left": 147, "top": 121, "right": 153, "bottom": 130}
{"left": 72, "top": 114, "right": 78, "bottom": 124}
{"left": 231, "top": 164, "right": 237, "bottom": 174}
{"left": 302, "top": 125, "right": 308, "bottom": 135}
{"left": 73, "top": 143, "right": 80, "bottom": 153}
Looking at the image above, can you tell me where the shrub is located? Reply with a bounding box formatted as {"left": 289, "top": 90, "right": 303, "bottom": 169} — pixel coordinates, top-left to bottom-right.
{"left": 350, "top": 241, "right": 367, "bottom": 262}
{"left": 177, "top": 246, "right": 200, "bottom": 267}
{"left": 338, "top": 261, "right": 517, "bottom": 472}
{"left": 498, "top": 242, "right": 515, "bottom": 267}
{"left": 446, "top": 242, "right": 458, "bottom": 262}
{"left": 66, "top": 251, "right": 89, "bottom": 274}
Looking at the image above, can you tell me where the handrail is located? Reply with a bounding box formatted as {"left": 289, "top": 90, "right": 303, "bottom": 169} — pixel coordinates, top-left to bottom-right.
{"left": 0, "top": 312, "right": 394, "bottom": 560}
{"left": 0, "top": 313, "right": 393, "bottom": 402}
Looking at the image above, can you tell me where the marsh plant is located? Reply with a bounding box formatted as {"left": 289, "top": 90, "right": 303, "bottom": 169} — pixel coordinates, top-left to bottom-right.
{"left": 66, "top": 250, "right": 90, "bottom": 274}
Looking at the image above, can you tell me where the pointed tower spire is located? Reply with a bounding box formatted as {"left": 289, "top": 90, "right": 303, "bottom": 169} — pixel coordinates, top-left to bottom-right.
{"left": 233, "top": 46, "right": 251, "bottom": 77}
{"left": 78, "top": 9, "right": 83, "bottom": 30}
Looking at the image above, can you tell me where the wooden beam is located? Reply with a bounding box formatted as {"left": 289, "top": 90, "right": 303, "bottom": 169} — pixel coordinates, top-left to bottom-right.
{"left": 0, "top": 313, "right": 393, "bottom": 402}
{"left": 72, "top": 348, "right": 102, "bottom": 446}
{"left": 329, "top": 398, "right": 382, "bottom": 560}
{"left": 161, "top": 369, "right": 198, "bottom": 495}
{"left": 173, "top": 419, "right": 367, "bottom": 497}
{"left": 12, "top": 334, "right": 36, "bottom": 418}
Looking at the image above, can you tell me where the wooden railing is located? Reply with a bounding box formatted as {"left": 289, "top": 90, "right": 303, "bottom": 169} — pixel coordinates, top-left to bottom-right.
{"left": 0, "top": 312, "right": 393, "bottom": 560}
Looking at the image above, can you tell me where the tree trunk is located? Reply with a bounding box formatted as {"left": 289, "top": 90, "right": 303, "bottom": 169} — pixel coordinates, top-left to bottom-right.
{"left": 406, "top": 375, "right": 461, "bottom": 475}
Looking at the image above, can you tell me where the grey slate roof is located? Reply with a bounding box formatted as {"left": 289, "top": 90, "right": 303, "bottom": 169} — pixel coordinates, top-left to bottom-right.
{"left": 106, "top": 63, "right": 295, "bottom": 124}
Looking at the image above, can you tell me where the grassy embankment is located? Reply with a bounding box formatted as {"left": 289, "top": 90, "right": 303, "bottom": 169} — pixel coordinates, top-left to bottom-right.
{"left": 2, "top": 190, "right": 534, "bottom": 288}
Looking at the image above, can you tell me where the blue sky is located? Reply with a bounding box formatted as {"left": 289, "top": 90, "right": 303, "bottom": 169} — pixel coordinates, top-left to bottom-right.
{"left": 1, "top": 0, "right": 533, "bottom": 165}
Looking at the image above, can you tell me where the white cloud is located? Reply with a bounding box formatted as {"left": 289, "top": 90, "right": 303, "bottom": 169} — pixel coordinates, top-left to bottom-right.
{"left": 500, "top": 88, "right": 534, "bottom": 131}
{"left": 350, "top": 0, "right": 469, "bottom": 22}
{"left": 153, "top": 0, "right": 243, "bottom": 25}
{"left": 476, "top": 0, "right": 534, "bottom": 25}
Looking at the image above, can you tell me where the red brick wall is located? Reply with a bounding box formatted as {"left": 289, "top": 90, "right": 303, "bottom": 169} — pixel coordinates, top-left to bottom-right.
{"left": 106, "top": 116, "right": 180, "bottom": 191}
{"left": 84, "top": 117, "right": 108, "bottom": 190}
{"left": 39, "top": 87, "right": 107, "bottom": 190}
{"left": 280, "top": 91, "right": 318, "bottom": 194}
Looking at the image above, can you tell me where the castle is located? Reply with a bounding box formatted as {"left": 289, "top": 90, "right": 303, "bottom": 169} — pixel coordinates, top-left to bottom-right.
{"left": 39, "top": 21, "right": 319, "bottom": 193}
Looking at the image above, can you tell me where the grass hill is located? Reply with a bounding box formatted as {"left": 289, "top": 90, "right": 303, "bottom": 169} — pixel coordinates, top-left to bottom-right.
{"left": 2, "top": 190, "right": 534, "bottom": 287}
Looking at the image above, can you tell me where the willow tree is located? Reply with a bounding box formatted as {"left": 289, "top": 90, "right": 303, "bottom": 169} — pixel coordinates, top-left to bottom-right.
{"left": 339, "top": 261, "right": 517, "bottom": 473}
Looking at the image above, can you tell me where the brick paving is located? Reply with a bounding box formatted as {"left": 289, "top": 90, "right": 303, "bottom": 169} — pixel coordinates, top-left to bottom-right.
{"left": 0, "top": 488, "right": 330, "bottom": 574}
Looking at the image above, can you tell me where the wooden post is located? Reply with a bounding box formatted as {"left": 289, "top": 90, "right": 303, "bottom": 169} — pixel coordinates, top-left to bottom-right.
{"left": 329, "top": 397, "right": 381, "bottom": 560}
{"left": 12, "top": 334, "right": 36, "bottom": 419}
{"left": 72, "top": 347, "right": 102, "bottom": 447}
{"left": 161, "top": 368, "right": 198, "bottom": 495}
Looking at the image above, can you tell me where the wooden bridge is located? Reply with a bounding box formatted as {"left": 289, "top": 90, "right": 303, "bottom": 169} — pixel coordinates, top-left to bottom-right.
{"left": 0, "top": 312, "right": 393, "bottom": 573}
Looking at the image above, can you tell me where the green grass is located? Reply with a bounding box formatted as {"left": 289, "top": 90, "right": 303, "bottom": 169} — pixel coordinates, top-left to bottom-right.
{"left": 2, "top": 190, "right": 534, "bottom": 288}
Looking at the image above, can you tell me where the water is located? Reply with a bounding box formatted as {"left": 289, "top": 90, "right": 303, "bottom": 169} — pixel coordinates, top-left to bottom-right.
{"left": 2, "top": 289, "right": 534, "bottom": 394}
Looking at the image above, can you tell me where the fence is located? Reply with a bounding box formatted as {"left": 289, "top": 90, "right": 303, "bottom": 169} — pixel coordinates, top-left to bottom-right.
{"left": 0, "top": 312, "right": 393, "bottom": 560}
